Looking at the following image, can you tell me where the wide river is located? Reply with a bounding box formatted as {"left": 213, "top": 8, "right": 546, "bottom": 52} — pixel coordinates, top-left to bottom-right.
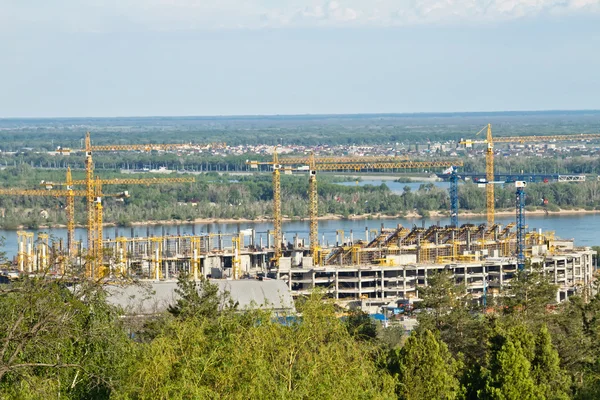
{"left": 0, "top": 180, "right": 597, "bottom": 258}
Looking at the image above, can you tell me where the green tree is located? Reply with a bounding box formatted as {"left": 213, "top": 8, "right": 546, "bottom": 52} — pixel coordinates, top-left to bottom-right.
{"left": 167, "top": 274, "right": 235, "bottom": 320}
{"left": 0, "top": 278, "right": 131, "bottom": 399}
{"left": 390, "top": 329, "right": 460, "bottom": 400}
{"left": 345, "top": 308, "right": 377, "bottom": 341}
{"left": 482, "top": 333, "right": 539, "bottom": 400}
{"left": 117, "top": 292, "right": 395, "bottom": 399}
{"left": 532, "top": 324, "right": 571, "bottom": 400}
{"left": 416, "top": 270, "right": 461, "bottom": 330}
{"left": 500, "top": 262, "right": 557, "bottom": 321}
{"left": 416, "top": 270, "right": 486, "bottom": 362}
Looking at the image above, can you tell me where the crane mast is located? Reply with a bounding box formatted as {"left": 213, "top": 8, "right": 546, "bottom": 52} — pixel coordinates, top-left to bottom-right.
{"left": 461, "top": 125, "right": 600, "bottom": 226}
{"left": 94, "top": 177, "right": 104, "bottom": 277}
{"left": 308, "top": 153, "right": 319, "bottom": 264}
{"left": 85, "top": 133, "right": 95, "bottom": 258}
{"left": 65, "top": 167, "right": 75, "bottom": 256}
{"left": 485, "top": 124, "right": 494, "bottom": 226}
{"left": 515, "top": 181, "right": 527, "bottom": 270}
{"left": 272, "top": 149, "right": 282, "bottom": 265}
{"left": 43, "top": 165, "right": 195, "bottom": 274}
{"left": 81, "top": 132, "right": 193, "bottom": 273}
{"left": 248, "top": 155, "right": 463, "bottom": 266}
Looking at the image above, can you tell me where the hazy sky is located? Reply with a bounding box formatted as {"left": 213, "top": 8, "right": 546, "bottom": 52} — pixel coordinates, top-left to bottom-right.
{"left": 2, "top": 1, "right": 600, "bottom": 117}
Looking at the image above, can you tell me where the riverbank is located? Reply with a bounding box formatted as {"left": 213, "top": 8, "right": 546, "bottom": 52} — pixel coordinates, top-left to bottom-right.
{"left": 332, "top": 173, "right": 441, "bottom": 182}
{"left": 10, "top": 208, "right": 600, "bottom": 230}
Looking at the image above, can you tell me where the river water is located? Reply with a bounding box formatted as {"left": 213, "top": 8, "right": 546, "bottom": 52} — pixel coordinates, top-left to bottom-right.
{"left": 1, "top": 180, "right": 597, "bottom": 259}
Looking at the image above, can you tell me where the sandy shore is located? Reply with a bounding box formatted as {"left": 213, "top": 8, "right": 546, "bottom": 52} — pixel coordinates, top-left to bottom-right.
{"left": 332, "top": 173, "right": 441, "bottom": 182}
{"left": 17, "top": 208, "right": 599, "bottom": 230}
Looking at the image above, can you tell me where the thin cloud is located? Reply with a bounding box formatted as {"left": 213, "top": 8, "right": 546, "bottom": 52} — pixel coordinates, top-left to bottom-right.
{"left": 2, "top": 0, "right": 599, "bottom": 32}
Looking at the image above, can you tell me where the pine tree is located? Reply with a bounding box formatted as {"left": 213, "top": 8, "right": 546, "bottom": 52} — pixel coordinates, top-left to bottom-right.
{"left": 532, "top": 324, "right": 571, "bottom": 400}
{"left": 391, "top": 329, "right": 460, "bottom": 400}
{"left": 483, "top": 337, "right": 539, "bottom": 400}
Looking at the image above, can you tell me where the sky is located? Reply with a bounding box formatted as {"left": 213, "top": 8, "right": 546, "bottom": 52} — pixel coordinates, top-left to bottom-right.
{"left": 1, "top": 0, "right": 600, "bottom": 117}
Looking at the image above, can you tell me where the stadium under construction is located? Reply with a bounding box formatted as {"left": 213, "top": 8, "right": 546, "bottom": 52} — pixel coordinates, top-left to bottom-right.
{"left": 14, "top": 222, "right": 596, "bottom": 305}
{"left": 5, "top": 130, "right": 598, "bottom": 307}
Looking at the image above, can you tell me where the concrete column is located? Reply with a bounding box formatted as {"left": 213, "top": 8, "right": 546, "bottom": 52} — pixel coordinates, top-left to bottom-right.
{"left": 358, "top": 269, "right": 362, "bottom": 300}
{"left": 154, "top": 246, "right": 160, "bottom": 280}
{"left": 435, "top": 232, "right": 439, "bottom": 260}
{"left": 18, "top": 240, "right": 24, "bottom": 272}
{"left": 193, "top": 249, "right": 199, "bottom": 280}
{"left": 467, "top": 230, "right": 472, "bottom": 251}
{"left": 27, "top": 241, "right": 33, "bottom": 273}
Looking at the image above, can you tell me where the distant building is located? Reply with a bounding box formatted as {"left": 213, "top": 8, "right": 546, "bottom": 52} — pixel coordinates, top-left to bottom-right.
{"left": 105, "top": 279, "right": 295, "bottom": 316}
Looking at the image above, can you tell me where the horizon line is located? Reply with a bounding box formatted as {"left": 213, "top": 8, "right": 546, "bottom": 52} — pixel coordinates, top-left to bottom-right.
{"left": 2, "top": 109, "right": 600, "bottom": 120}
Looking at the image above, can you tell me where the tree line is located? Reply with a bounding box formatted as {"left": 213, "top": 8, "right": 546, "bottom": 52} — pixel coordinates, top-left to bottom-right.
{"left": 1, "top": 166, "right": 600, "bottom": 229}
{"left": 2, "top": 264, "right": 600, "bottom": 398}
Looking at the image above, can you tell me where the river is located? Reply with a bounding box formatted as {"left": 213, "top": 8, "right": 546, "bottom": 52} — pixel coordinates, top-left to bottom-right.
{"left": 0, "top": 212, "right": 597, "bottom": 260}
{"left": 1, "top": 179, "right": 597, "bottom": 259}
{"left": 338, "top": 179, "right": 449, "bottom": 193}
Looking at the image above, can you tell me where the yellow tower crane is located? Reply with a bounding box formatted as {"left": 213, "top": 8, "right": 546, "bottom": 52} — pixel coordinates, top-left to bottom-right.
{"left": 248, "top": 153, "right": 463, "bottom": 265}
{"left": 42, "top": 168, "right": 195, "bottom": 259}
{"left": 80, "top": 132, "right": 192, "bottom": 254}
{"left": 308, "top": 153, "right": 318, "bottom": 264}
{"left": 461, "top": 125, "right": 600, "bottom": 225}
{"left": 273, "top": 149, "right": 282, "bottom": 264}
{"left": 247, "top": 148, "right": 283, "bottom": 265}
{"left": 0, "top": 187, "right": 127, "bottom": 274}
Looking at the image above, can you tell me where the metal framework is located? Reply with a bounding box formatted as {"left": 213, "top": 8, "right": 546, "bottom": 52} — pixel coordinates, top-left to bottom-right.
{"left": 232, "top": 234, "right": 242, "bottom": 279}
{"left": 65, "top": 168, "right": 75, "bottom": 256}
{"left": 29, "top": 132, "right": 196, "bottom": 276}
{"left": 494, "top": 133, "right": 600, "bottom": 143}
{"left": 449, "top": 168, "right": 459, "bottom": 227}
{"left": 272, "top": 149, "right": 282, "bottom": 265}
{"left": 462, "top": 126, "right": 600, "bottom": 226}
{"left": 247, "top": 152, "right": 464, "bottom": 265}
{"left": 308, "top": 153, "right": 319, "bottom": 264}
{"left": 43, "top": 168, "right": 195, "bottom": 260}
{"left": 485, "top": 125, "right": 495, "bottom": 226}
{"left": 558, "top": 175, "right": 586, "bottom": 182}
{"left": 286, "top": 160, "right": 462, "bottom": 171}
{"left": 516, "top": 183, "right": 526, "bottom": 270}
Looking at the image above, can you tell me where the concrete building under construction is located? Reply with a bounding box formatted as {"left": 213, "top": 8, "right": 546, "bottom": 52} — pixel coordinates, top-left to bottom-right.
{"left": 14, "top": 222, "right": 596, "bottom": 306}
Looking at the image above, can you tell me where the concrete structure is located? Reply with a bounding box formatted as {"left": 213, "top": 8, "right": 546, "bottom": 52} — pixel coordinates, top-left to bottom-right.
{"left": 278, "top": 248, "right": 594, "bottom": 305}
{"left": 15, "top": 222, "right": 596, "bottom": 308}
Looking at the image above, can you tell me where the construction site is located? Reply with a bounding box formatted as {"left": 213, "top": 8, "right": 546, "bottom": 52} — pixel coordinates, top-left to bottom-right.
{"left": 6, "top": 126, "right": 599, "bottom": 307}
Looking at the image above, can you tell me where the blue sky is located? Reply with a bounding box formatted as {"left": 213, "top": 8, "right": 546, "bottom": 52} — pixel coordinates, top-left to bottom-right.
{"left": 1, "top": 1, "right": 600, "bottom": 117}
